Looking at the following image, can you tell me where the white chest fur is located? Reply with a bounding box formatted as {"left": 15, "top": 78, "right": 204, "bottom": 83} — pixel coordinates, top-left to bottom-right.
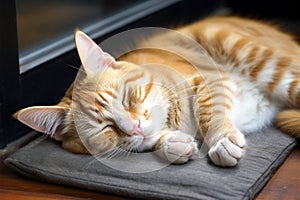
{"left": 231, "top": 79, "right": 279, "bottom": 133}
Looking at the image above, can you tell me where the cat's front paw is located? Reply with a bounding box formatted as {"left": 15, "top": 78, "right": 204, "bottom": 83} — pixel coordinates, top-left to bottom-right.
{"left": 155, "top": 131, "right": 198, "bottom": 164}
{"left": 208, "top": 135, "right": 246, "bottom": 167}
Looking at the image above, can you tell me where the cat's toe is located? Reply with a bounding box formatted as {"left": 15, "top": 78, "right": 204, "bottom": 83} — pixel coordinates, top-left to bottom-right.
{"left": 156, "top": 131, "right": 198, "bottom": 164}
{"left": 208, "top": 137, "right": 245, "bottom": 167}
{"left": 166, "top": 142, "right": 194, "bottom": 164}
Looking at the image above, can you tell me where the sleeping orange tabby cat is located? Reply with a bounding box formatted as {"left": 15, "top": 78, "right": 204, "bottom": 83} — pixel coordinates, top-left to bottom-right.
{"left": 15, "top": 17, "right": 300, "bottom": 167}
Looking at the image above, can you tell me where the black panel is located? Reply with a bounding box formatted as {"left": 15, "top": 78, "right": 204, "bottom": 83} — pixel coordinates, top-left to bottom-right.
{"left": 0, "top": 0, "right": 20, "bottom": 148}
{"left": 226, "top": 0, "right": 300, "bottom": 19}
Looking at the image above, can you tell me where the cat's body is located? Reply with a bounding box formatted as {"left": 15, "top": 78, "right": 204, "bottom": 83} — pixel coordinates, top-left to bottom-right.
{"left": 16, "top": 17, "right": 300, "bottom": 167}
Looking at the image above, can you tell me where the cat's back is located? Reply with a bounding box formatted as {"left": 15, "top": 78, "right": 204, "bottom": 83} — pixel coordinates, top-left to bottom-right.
{"left": 121, "top": 16, "right": 300, "bottom": 89}
{"left": 123, "top": 16, "right": 300, "bottom": 73}
{"left": 179, "top": 16, "right": 300, "bottom": 55}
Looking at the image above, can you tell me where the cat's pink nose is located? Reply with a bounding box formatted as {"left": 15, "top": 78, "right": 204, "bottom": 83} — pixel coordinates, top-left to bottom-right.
{"left": 128, "top": 119, "right": 142, "bottom": 136}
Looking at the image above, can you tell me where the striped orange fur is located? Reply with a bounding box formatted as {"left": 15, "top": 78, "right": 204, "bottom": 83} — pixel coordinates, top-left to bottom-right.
{"left": 15, "top": 17, "right": 300, "bottom": 167}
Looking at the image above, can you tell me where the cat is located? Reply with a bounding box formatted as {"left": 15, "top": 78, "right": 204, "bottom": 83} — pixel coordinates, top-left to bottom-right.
{"left": 15, "top": 16, "right": 300, "bottom": 167}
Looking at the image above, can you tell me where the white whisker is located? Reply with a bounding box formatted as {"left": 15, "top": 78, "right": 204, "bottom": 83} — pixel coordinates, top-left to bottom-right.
{"left": 66, "top": 64, "right": 85, "bottom": 73}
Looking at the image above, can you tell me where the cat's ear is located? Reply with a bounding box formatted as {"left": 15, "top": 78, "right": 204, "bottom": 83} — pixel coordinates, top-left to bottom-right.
{"left": 14, "top": 106, "right": 66, "bottom": 141}
{"left": 74, "top": 30, "right": 115, "bottom": 75}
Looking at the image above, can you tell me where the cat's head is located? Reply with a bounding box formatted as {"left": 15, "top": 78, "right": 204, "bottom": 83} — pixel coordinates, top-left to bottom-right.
{"left": 14, "top": 30, "right": 170, "bottom": 154}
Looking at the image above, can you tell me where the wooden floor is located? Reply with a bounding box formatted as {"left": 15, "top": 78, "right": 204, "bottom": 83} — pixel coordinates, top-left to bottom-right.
{"left": 0, "top": 145, "right": 299, "bottom": 200}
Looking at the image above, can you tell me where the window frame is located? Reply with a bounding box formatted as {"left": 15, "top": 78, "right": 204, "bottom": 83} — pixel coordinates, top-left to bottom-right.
{"left": 19, "top": 0, "right": 181, "bottom": 74}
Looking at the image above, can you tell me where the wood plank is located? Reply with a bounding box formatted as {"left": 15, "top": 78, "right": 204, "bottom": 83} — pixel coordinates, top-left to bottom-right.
{"left": 255, "top": 144, "right": 300, "bottom": 199}
{"left": 0, "top": 189, "right": 86, "bottom": 200}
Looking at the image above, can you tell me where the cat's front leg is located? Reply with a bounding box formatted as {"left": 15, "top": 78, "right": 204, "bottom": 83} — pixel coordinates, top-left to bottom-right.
{"left": 154, "top": 130, "right": 198, "bottom": 164}
{"left": 195, "top": 74, "right": 246, "bottom": 167}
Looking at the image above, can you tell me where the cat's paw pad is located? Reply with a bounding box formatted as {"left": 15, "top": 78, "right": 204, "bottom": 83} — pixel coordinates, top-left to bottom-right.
{"left": 157, "top": 131, "right": 198, "bottom": 164}
{"left": 208, "top": 136, "right": 245, "bottom": 167}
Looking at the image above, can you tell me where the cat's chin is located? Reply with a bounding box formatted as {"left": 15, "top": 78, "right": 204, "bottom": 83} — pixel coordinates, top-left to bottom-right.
{"left": 122, "top": 133, "right": 160, "bottom": 153}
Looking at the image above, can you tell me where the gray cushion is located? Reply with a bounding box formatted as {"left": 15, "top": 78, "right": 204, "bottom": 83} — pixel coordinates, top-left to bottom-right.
{"left": 5, "top": 128, "right": 296, "bottom": 200}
